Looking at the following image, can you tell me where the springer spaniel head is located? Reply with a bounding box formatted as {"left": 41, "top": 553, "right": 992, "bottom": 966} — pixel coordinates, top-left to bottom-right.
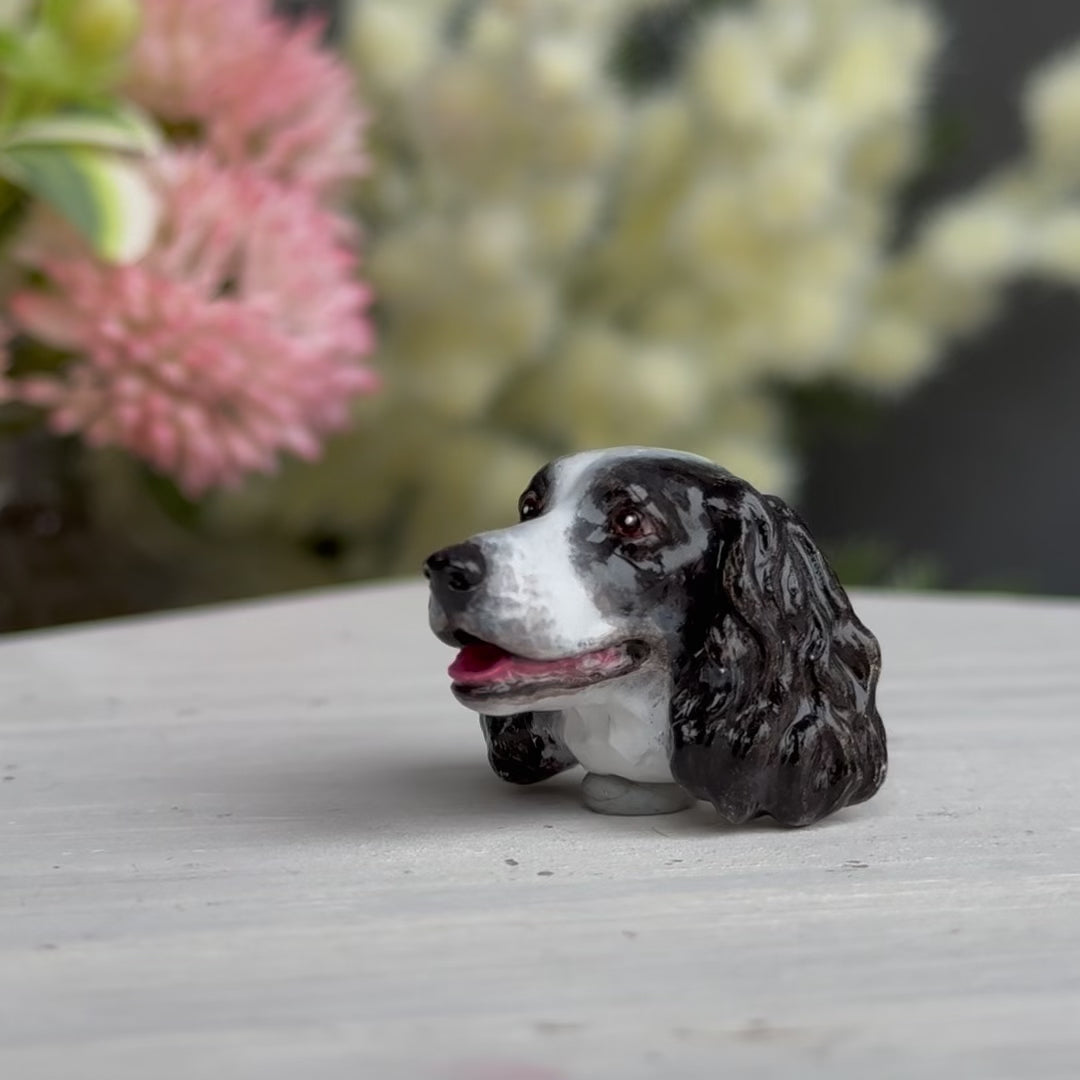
{"left": 425, "top": 447, "right": 886, "bottom": 827}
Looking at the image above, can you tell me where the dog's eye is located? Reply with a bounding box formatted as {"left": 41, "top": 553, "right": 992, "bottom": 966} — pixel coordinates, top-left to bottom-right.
{"left": 519, "top": 491, "right": 542, "bottom": 521}
{"left": 610, "top": 507, "right": 652, "bottom": 540}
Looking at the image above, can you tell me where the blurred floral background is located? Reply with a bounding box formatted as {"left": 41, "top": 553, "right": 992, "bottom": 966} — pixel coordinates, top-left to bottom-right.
{"left": 0, "top": 0, "right": 1078, "bottom": 632}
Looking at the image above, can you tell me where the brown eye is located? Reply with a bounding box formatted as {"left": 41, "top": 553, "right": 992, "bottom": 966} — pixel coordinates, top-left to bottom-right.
{"left": 611, "top": 506, "right": 650, "bottom": 540}
{"left": 519, "top": 491, "right": 541, "bottom": 521}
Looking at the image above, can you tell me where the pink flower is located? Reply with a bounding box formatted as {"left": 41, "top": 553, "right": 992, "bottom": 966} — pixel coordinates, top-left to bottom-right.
{"left": 9, "top": 152, "right": 376, "bottom": 496}
{"left": 125, "top": 0, "right": 365, "bottom": 197}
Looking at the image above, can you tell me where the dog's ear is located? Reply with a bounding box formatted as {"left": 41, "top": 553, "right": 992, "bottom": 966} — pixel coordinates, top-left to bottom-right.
{"left": 668, "top": 484, "right": 886, "bottom": 826}
{"left": 480, "top": 712, "right": 577, "bottom": 785}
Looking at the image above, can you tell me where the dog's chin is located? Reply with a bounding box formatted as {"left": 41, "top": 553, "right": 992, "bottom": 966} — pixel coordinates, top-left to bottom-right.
{"left": 446, "top": 636, "right": 649, "bottom": 713}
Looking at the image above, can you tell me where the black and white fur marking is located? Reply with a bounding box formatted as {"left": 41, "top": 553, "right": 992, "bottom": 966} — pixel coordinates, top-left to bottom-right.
{"left": 426, "top": 447, "right": 887, "bottom": 827}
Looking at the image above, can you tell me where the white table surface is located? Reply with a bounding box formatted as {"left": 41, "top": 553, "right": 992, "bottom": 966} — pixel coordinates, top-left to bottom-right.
{"left": 1, "top": 581, "right": 1078, "bottom": 1080}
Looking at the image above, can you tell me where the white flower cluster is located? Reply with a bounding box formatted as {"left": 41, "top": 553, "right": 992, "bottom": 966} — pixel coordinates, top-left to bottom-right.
{"left": 846, "top": 37, "right": 1080, "bottom": 390}
{"left": 211, "top": 0, "right": 1080, "bottom": 575}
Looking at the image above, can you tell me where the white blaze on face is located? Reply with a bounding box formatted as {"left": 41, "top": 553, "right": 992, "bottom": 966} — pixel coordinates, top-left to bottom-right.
{"left": 471, "top": 450, "right": 615, "bottom": 660}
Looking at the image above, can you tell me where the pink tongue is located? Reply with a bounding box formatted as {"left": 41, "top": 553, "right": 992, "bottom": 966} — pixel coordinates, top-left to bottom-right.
{"left": 449, "top": 642, "right": 623, "bottom": 687}
{"left": 448, "top": 643, "right": 517, "bottom": 684}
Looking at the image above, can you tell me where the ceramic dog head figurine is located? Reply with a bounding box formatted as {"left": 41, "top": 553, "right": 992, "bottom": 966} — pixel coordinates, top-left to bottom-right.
{"left": 425, "top": 447, "right": 886, "bottom": 825}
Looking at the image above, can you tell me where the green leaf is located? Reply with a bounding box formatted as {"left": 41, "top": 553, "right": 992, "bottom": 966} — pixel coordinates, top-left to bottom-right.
{"left": 0, "top": 143, "right": 159, "bottom": 262}
{"left": 0, "top": 23, "right": 80, "bottom": 97}
{"left": 3, "top": 102, "right": 161, "bottom": 155}
{"left": 43, "top": 0, "right": 141, "bottom": 63}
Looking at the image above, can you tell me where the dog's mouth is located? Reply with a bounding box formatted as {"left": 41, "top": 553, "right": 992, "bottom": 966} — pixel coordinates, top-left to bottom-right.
{"left": 446, "top": 631, "right": 648, "bottom": 702}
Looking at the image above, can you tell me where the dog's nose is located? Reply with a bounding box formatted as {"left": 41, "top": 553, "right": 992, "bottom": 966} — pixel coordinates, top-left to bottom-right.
{"left": 424, "top": 542, "right": 487, "bottom": 606}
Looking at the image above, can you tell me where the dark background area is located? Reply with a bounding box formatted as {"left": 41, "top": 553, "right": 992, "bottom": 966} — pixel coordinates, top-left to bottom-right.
{"left": 802, "top": 0, "right": 1080, "bottom": 594}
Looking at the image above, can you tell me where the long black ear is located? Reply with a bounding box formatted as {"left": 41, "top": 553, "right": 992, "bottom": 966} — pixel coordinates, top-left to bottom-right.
{"left": 480, "top": 712, "right": 577, "bottom": 785}
{"left": 668, "top": 485, "right": 886, "bottom": 826}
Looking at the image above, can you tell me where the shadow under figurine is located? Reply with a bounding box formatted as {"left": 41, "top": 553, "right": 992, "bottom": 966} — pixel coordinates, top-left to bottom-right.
{"left": 425, "top": 447, "right": 887, "bottom": 826}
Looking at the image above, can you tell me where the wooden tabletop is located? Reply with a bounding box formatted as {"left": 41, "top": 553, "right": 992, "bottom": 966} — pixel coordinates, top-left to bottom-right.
{"left": 1, "top": 582, "right": 1078, "bottom": 1079}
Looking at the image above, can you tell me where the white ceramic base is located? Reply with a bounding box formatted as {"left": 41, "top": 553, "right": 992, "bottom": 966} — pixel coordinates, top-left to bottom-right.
{"left": 580, "top": 772, "right": 696, "bottom": 816}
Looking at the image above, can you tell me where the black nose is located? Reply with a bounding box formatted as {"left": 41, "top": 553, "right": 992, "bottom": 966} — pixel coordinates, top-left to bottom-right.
{"left": 424, "top": 542, "right": 487, "bottom": 608}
